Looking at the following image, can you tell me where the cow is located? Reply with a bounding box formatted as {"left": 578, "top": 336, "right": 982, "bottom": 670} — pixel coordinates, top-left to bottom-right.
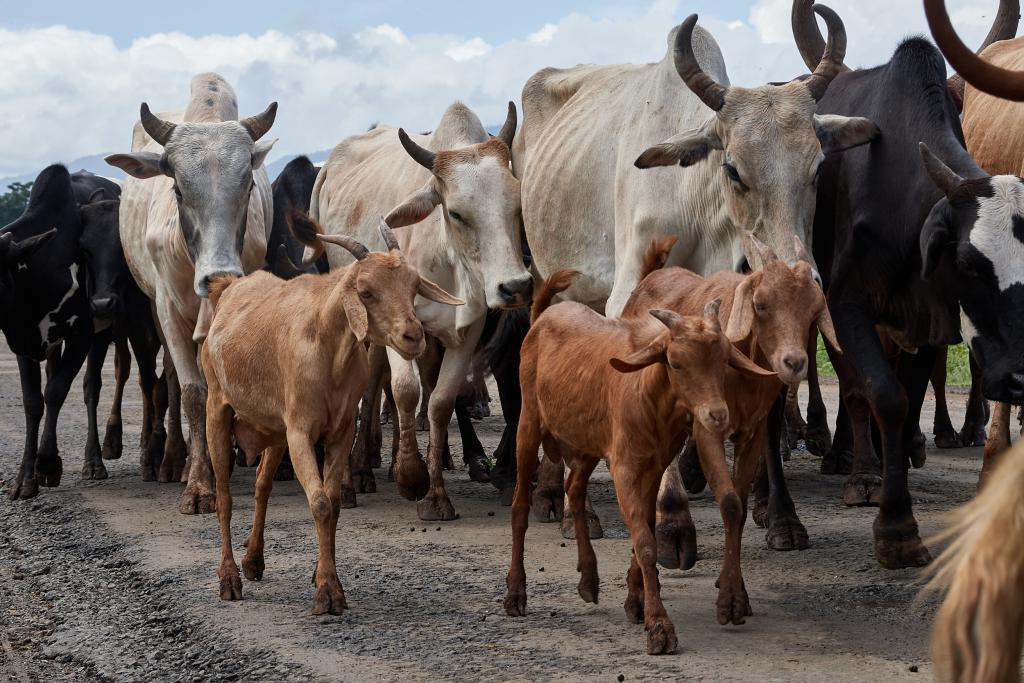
{"left": 106, "top": 73, "right": 276, "bottom": 514}
{"left": 785, "top": 0, "right": 1024, "bottom": 568}
{"left": 307, "top": 101, "right": 531, "bottom": 520}
{"left": 1, "top": 165, "right": 94, "bottom": 499}
{"left": 268, "top": 155, "right": 326, "bottom": 278}
{"left": 203, "top": 215, "right": 462, "bottom": 614}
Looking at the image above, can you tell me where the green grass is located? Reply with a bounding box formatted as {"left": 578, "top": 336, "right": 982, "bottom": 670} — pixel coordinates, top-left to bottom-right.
{"left": 815, "top": 338, "right": 973, "bottom": 387}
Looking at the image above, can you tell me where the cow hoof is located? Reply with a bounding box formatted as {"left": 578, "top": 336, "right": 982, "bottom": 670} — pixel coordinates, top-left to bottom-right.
{"left": 35, "top": 456, "right": 63, "bottom": 487}
{"left": 101, "top": 420, "right": 123, "bottom": 460}
{"left": 577, "top": 570, "right": 600, "bottom": 604}
{"left": 624, "top": 594, "right": 644, "bottom": 624}
{"left": 751, "top": 497, "right": 769, "bottom": 529}
{"left": 680, "top": 444, "right": 706, "bottom": 494}
{"left": 179, "top": 489, "right": 216, "bottom": 515}
{"left": 339, "top": 486, "right": 357, "bottom": 509}
{"left": 933, "top": 429, "right": 961, "bottom": 449}
{"left": 241, "top": 553, "right": 265, "bottom": 581}
{"left": 561, "top": 509, "right": 603, "bottom": 539}
{"left": 415, "top": 411, "right": 430, "bottom": 432}
{"left": 785, "top": 422, "right": 803, "bottom": 451}
{"left": 466, "top": 458, "right": 491, "bottom": 484}
{"left": 766, "top": 512, "right": 809, "bottom": 551}
{"left": 504, "top": 588, "right": 527, "bottom": 617}
{"left": 874, "top": 516, "right": 932, "bottom": 569}
{"left": 530, "top": 486, "right": 563, "bottom": 523}
{"left": 716, "top": 582, "right": 752, "bottom": 626}
{"left": 645, "top": 620, "right": 678, "bottom": 656}
{"left": 394, "top": 455, "right": 429, "bottom": 501}
{"left": 960, "top": 424, "right": 987, "bottom": 448}
{"left": 274, "top": 459, "right": 295, "bottom": 482}
{"left": 820, "top": 448, "right": 853, "bottom": 475}
{"left": 804, "top": 424, "right": 832, "bottom": 458}
{"left": 499, "top": 486, "right": 514, "bottom": 507}
{"left": 352, "top": 469, "right": 375, "bottom": 493}
{"left": 312, "top": 580, "right": 348, "bottom": 616}
{"left": 467, "top": 399, "right": 490, "bottom": 420}
{"left": 7, "top": 477, "right": 39, "bottom": 501}
{"left": 218, "top": 573, "right": 242, "bottom": 601}
{"left": 417, "top": 493, "right": 456, "bottom": 521}
{"left": 489, "top": 466, "right": 515, "bottom": 495}
{"left": 655, "top": 518, "right": 697, "bottom": 570}
{"left": 81, "top": 461, "right": 108, "bottom": 481}
{"left": 910, "top": 431, "right": 927, "bottom": 468}
{"left": 843, "top": 473, "right": 883, "bottom": 507}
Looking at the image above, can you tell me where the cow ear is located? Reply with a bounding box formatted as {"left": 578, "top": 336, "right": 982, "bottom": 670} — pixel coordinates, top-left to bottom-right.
{"left": 417, "top": 276, "right": 464, "bottom": 306}
{"left": 7, "top": 228, "right": 57, "bottom": 263}
{"left": 635, "top": 120, "right": 722, "bottom": 169}
{"left": 386, "top": 182, "right": 441, "bottom": 228}
{"left": 814, "top": 115, "right": 879, "bottom": 154}
{"left": 252, "top": 139, "right": 276, "bottom": 170}
{"left": 727, "top": 344, "right": 776, "bottom": 378}
{"left": 341, "top": 282, "right": 369, "bottom": 342}
{"left": 920, "top": 202, "right": 953, "bottom": 280}
{"left": 105, "top": 152, "right": 168, "bottom": 179}
{"left": 725, "top": 272, "right": 759, "bottom": 342}
{"left": 610, "top": 337, "right": 666, "bottom": 373}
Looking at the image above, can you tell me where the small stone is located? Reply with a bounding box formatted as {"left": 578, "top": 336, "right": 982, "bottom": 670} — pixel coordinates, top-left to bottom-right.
{"left": 410, "top": 528, "right": 415, "bottom": 532}
{"left": 560, "top": 543, "right": 566, "bottom": 548}
{"left": 487, "top": 511, "right": 495, "bottom": 517}
{"left": 436, "top": 527, "right": 441, "bottom": 531}
{"left": 909, "top": 665, "right": 919, "bottom": 673}
{"left": 538, "top": 567, "right": 544, "bottom": 572}
{"left": 421, "top": 528, "right": 427, "bottom": 533}
{"left": 618, "top": 675, "right": 625, "bottom": 682}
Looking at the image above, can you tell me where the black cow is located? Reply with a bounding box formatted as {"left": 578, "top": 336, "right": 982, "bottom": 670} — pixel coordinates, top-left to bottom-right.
{"left": 2, "top": 165, "right": 95, "bottom": 499}
{"left": 268, "top": 156, "right": 327, "bottom": 278}
{"left": 786, "top": 4, "right": 1024, "bottom": 568}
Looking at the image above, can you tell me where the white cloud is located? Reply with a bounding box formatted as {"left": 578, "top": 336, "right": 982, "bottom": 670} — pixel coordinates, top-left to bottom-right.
{"left": 0, "top": 1, "right": 1002, "bottom": 178}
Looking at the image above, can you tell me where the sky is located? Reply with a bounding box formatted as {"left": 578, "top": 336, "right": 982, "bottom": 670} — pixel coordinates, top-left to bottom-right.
{"left": 0, "top": 0, "right": 1007, "bottom": 178}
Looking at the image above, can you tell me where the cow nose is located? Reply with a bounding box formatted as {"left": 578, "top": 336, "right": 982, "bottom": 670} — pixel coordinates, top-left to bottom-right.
{"left": 90, "top": 295, "right": 119, "bottom": 318}
{"left": 782, "top": 354, "right": 806, "bottom": 377}
{"left": 498, "top": 277, "right": 533, "bottom": 307}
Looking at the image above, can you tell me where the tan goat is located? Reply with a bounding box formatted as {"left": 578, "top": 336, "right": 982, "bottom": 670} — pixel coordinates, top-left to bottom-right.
{"left": 202, "top": 213, "right": 462, "bottom": 614}
{"left": 504, "top": 269, "right": 774, "bottom": 655}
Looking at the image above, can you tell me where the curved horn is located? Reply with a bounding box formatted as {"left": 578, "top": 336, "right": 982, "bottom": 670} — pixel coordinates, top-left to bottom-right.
{"left": 140, "top": 103, "right": 176, "bottom": 146}
{"left": 703, "top": 298, "right": 723, "bottom": 332}
{"left": 239, "top": 102, "right": 278, "bottom": 141}
{"left": 0, "top": 231, "right": 12, "bottom": 257}
{"left": 378, "top": 216, "right": 400, "bottom": 251}
{"left": 741, "top": 232, "right": 779, "bottom": 269}
{"left": 320, "top": 234, "right": 370, "bottom": 261}
{"left": 650, "top": 309, "right": 682, "bottom": 330}
{"left": 497, "top": 101, "right": 517, "bottom": 149}
{"left": 673, "top": 15, "right": 728, "bottom": 111}
{"left": 803, "top": 5, "right": 848, "bottom": 102}
{"left": 919, "top": 142, "right": 964, "bottom": 196}
{"left": 398, "top": 128, "right": 436, "bottom": 171}
{"left": 926, "top": 0, "right": 1024, "bottom": 102}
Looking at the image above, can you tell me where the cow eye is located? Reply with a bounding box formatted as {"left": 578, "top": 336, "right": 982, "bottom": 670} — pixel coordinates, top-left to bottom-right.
{"left": 173, "top": 185, "right": 182, "bottom": 200}
{"left": 723, "top": 163, "right": 742, "bottom": 184}
{"left": 448, "top": 210, "right": 465, "bottom": 224}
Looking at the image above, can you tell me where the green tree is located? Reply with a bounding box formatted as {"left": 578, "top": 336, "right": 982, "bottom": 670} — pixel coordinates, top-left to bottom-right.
{"left": 0, "top": 181, "right": 33, "bottom": 227}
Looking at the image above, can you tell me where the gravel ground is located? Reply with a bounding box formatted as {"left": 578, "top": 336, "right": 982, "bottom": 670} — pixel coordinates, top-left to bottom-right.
{"left": 0, "top": 340, "right": 990, "bottom": 682}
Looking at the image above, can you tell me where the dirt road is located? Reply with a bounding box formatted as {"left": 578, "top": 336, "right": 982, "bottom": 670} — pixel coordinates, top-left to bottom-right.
{"left": 0, "top": 341, "right": 983, "bottom": 681}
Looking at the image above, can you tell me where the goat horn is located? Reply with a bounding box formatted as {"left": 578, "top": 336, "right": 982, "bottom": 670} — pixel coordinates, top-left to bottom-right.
{"left": 320, "top": 234, "right": 370, "bottom": 261}
{"left": 650, "top": 309, "right": 682, "bottom": 330}
{"left": 378, "top": 216, "right": 400, "bottom": 251}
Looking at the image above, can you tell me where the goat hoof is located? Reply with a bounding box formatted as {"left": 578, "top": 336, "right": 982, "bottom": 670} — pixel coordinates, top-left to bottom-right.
{"left": 504, "top": 589, "right": 527, "bottom": 617}
{"left": 820, "top": 448, "right": 852, "bottom": 475}
{"left": 311, "top": 579, "right": 348, "bottom": 615}
{"left": 766, "top": 512, "right": 809, "bottom": 551}
{"left": 274, "top": 458, "right": 295, "bottom": 481}
{"left": 874, "top": 516, "right": 931, "bottom": 569}
{"left": 655, "top": 517, "right": 697, "bottom": 570}
{"left": 804, "top": 423, "right": 832, "bottom": 458}
{"left": 530, "top": 486, "right": 563, "bottom": 523}
{"left": 80, "top": 460, "right": 108, "bottom": 481}
{"left": 751, "top": 497, "right": 769, "bottom": 529}
{"left": 339, "top": 486, "right": 357, "bottom": 509}
{"left": 561, "top": 509, "right": 603, "bottom": 539}
{"left": 7, "top": 476, "right": 39, "bottom": 501}
{"left": 352, "top": 470, "right": 375, "bottom": 493}
{"left": 624, "top": 594, "right": 644, "bottom": 624}
{"left": 417, "top": 493, "right": 456, "bottom": 521}
{"left": 218, "top": 572, "right": 242, "bottom": 601}
{"left": 577, "top": 571, "right": 600, "bottom": 604}
{"left": 842, "top": 473, "right": 882, "bottom": 507}
{"left": 179, "top": 488, "right": 216, "bottom": 515}
{"left": 241, "top": 553, "right": 264, "bottom": 581}
{"left": 102, "top": 420, "right": 123, "bottom": 460}
{"left": 645, "top": 620, "right": 678, "bottom": 655}
{"left": 716, "top": 582, "right": 752, "bottom": 626}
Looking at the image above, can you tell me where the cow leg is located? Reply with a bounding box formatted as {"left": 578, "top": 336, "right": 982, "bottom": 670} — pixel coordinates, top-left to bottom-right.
{"left": 611, "top": 454, "right": 677, "bottom": 655}
{"left": 37, "top": 325, "right": 92, "bottom": 488}
{"left": 803, "top": 329, "right": 832, "bottom": 457}
{"left": 531, "top": 456, "right": 565, "bottom": 522}
{"left": 157, "top": 352, "right": 187, "bottom": 484}
{"left": 387, "top": 349, "right": 429, "bottom": 502}
{"left": 981, "top": 401, "right": 1012, "bottom": 489}
{"left": 931, "top": 346, "right": 959, "bottom": 448}
{"left": 762, "top": 391, "right": 808, "bottom": 551}
{"left": 418, "top": 321, "right": 484, "bottom": 521}
{"left": 350, "top": 345, "right": 386, "bottom": 495}
{"left": 960, "top": 352, "right": 989, "bottom": 447}
{"left": 81, "top": 327, "right": 111, "bottom": 480}
{"left": 504, "top": 384, "right": 543, "bottom": 618}
{"left": 821, "top": 392, "right": 854, "bottom": 475}
{"left": 208, "top": 383, "right": 241, "bottom": 601}
{"left": 655, "top": 452, "right": 697, "bottom": 570}
{"left": 679, "top": 437, "right": 707, "bottom": 493}
{"left": 8, "top": 357, "right": 43, "bottom": 500}
{"left": 454, "top": 400, "right": 490, "bottom": 483}
{"left": 101, "top": 334, "right": 130, "bottom": 461}
{"left": 242, "top": 446, "right": 286, "bottom": 582}
{"left": 490, "top": 348, "right": 522, "bottom": 502}
{"left": 564, "top": 453, "right": 600, "bottom": 604}
{"left": 841, "top": 390, "right": 883, "bottom": 507}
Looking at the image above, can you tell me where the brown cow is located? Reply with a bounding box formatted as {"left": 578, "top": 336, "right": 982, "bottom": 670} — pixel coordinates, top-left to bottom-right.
{"left": 201, "top": 214, "right": 462, "bottom": 614}
{"left": 504, "top": 269, "right": 774, "bottom": 655}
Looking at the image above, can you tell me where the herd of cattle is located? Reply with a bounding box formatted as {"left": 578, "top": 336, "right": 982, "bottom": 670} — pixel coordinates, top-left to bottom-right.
{"left": 2, "top": 0, "right": 1023, "bottom": 676}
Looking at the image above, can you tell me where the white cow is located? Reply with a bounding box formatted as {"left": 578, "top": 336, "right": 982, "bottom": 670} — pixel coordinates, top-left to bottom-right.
{"left": 106, "top": 73, "right": 276, "bottom": 514}
{"left": 307, "top": 102, "right": 530, "bottom": 521}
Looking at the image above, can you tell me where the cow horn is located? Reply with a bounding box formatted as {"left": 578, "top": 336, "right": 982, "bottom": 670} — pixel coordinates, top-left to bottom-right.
{"left": 378, "top": 216, "right": 401, "bottom": 251}
{"left": 0, "top": 232, "right": 12, "bottom": 256}
{"left": 398, "top": 129, "right": 436, "bottom": 171}
{"left": 497, "top": 101, "right": 517, "bottom": 149}
{"left": 919, "top": 142, "right": 964, "bottom": 196}
{"left": 803, "top": 5, "right": 848, "bottom": 102}
{"left": 140, "top": 103, "right": 176, "bottom": 146}
{"left": 674, "top": 15, "right": 728, "bottom": 112}
{"left": 239, "top": 102, "right": 278, "bottom": 142}
{"left": 925, "top": 0, "right": 1024, "bottom": 102}
{"left": 320, "top": 234, "right": 370, "bottom": 261}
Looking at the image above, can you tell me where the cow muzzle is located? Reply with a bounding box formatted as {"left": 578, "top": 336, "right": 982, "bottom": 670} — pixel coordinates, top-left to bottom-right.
{"left": 90, "top": 295, "right": 120, "bottom": 320}
{"left": 195, "top": 268, "right": 244, "bottom": 298}
{"left": 496, "top": 276, "right": 533, "bottom": 309}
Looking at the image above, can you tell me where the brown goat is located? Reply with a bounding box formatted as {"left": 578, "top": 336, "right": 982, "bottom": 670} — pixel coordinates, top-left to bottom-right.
{"left": 504, "top": 269, "right": 774, "bottom": 655}
{"left": 619, "top": 234, "right": 839, "bottom": 622}
{"left": 201, "top": 213, "right": 462, "bottom": 614}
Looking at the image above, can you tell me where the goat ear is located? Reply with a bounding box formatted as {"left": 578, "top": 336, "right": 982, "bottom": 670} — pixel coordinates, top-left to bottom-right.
{"left": 920, "top": 202, "right": 953, "bottom": 280}
{"left": 418, "top": 276, "right": 464, "bottom": 306}
{"left": 610, "top": 338, "right": 666, "bottom": 373}
{"left": 635, "top": 120, "right": 722, "bottom": 169}
{"left": 815, "top": 303, "right": 842, "bottom": 355}
{"left": 727, "top": 344, "right": 776, "bottom": 378}
{"left": 725, "top": 273, "right": 758, "bottom": 342}
{"left": 341, "top": 282, "right": 369, "bottom": 342}
{"left": 386, "top": 182, "right": 441, "bottom": 228}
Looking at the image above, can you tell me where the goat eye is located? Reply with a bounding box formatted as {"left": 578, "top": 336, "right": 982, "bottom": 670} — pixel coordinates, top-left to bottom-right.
{"left": 448, "top": 210, "right": 465, "bottom": 224}
{"left": 669, "top": 361, "right": 681, "bottom": 370}
{"left": 723, "top": 163, "right": 741, "bottom": 184}
{"left": 360, "top": 290, "right": 374, "bottom": 301}
{"left": 754, "top": 303, "right": 768, "bottom": 314}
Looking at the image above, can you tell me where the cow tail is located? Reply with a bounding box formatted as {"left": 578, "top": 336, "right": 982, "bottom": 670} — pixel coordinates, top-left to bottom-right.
{"left": 531, "top": 269, "right": 578, "bottom": 324}
{"left": 638, "top": 235, "right": 679, "bottom": 281}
